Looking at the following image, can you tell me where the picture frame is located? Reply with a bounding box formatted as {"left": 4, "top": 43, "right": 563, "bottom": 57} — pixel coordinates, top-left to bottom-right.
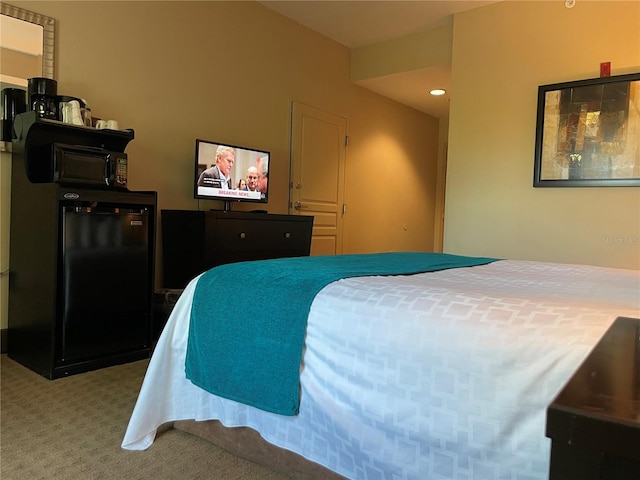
{"left": 533, "top": 72, "right": 640, "bottom": 187}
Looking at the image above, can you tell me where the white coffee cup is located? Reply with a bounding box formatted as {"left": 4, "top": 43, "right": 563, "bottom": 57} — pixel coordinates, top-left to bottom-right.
{"left": 96, "top": 119, "right": 119, "bottom": 130}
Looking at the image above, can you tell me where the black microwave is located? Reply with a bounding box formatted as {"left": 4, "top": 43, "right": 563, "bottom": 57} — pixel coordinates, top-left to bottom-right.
{"left": 52, "top": 143, "right": 128, "bottom": 189}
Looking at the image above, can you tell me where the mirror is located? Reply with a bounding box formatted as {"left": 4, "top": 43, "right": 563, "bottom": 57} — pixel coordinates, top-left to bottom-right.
{"left": 0, "top": 3, "right": 55, "bottom": 86}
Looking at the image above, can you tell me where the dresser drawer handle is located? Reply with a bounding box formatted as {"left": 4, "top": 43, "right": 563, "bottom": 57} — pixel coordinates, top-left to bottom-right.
{"left": 239, "top": 232, "right": 246, "bottom": 239}
{"left": 284, "top": 232, "right": 291, "bottom": 239}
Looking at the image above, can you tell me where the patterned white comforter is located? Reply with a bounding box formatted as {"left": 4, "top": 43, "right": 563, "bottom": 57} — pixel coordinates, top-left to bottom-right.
{"left": 122, "top": 259, "right": 640, "bottom": 479}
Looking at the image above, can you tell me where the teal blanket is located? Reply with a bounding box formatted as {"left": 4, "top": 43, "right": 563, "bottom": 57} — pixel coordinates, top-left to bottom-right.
{"left": 185, "top": 252, "right": 498, "bottom": 415}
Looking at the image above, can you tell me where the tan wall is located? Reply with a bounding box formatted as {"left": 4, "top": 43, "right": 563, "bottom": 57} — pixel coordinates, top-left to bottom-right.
{"left": 0, "top": 1, "right": 439, "bottom": 330}
{"left": 445, "top": 0, "right": 640, "bottom": 269}
{"left": 351, "top": 24, "right": 453, "bottom": 80}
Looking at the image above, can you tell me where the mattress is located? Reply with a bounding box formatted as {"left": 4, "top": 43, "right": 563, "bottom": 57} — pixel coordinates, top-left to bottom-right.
{"left": 122, "top": 259, "right": 640, "bottom": 479}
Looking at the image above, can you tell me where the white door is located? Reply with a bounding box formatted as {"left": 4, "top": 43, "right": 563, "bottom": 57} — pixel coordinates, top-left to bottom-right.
{"left": 290, "top": 102, "right": 347, "bottom": 256}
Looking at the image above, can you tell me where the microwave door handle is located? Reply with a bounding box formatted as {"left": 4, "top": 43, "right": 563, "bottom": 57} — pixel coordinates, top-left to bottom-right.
{"left": 105, "top": 155, "right": 111, "bottom": 186}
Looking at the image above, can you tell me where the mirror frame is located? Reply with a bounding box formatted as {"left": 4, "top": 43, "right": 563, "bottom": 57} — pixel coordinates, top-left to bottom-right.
{"left": 1, "top": 3, "right": 55, "bottom": 79}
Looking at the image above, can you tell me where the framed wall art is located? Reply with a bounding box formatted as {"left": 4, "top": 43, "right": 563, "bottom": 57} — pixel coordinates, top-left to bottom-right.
{"left": 533, "top": 72, "right": 640, "bottom": 187}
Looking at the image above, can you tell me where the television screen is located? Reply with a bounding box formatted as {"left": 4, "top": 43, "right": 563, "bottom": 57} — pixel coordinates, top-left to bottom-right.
{"left": 194, "top": 139, "right": 269, "bottom": 205}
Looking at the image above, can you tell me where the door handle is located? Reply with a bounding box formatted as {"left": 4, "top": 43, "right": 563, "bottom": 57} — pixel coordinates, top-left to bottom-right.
{"left": 293, "top": 201, "right": 307, "bottom": 210}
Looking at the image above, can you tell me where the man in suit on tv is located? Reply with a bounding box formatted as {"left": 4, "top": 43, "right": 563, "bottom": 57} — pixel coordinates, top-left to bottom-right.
{"left": 243, "top": 166, "right": 260, "bottom": 192}
{"left": 197, "top": 145, "right": 235, "bottom": 189}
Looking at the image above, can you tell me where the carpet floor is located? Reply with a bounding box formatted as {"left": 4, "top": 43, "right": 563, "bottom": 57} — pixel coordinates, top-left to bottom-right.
{"left": 0, "top": 354, "right": 290, "bottom": 480}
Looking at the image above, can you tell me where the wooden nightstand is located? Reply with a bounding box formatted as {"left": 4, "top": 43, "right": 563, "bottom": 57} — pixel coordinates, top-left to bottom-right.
{"left": 546, "top": 316, "right": 640, "bottom": 480}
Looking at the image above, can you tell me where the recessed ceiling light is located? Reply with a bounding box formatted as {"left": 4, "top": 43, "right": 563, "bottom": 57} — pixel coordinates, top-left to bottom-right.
{"left": 429, "top": 89, "right": 446, "bottom": 96}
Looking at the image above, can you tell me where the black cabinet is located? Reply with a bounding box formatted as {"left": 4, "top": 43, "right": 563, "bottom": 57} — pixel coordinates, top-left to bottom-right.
{"left": 161, "top": 209, "right": 313, "bottom": 288}
{"left": 8, "top": 114, "right": 156, "bottom": 379}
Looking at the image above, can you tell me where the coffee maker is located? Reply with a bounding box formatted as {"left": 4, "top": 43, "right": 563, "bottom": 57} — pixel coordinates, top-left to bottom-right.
{"left": 27, "top": 77, "right": 58, "bottom": 120}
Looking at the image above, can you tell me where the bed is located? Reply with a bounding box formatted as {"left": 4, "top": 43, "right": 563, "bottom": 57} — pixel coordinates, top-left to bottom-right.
{"left": 122, "top": 253, "right": 640, "bottom": 479}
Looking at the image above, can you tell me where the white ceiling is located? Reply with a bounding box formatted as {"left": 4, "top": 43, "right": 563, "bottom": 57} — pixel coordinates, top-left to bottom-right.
{"left": 259, "top": 1, "right": 499, "bottom": 119}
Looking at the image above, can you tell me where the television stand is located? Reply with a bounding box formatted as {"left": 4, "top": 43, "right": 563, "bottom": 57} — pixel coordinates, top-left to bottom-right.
{"left": 161, "top": 209, "right": 314, "bottom": 288}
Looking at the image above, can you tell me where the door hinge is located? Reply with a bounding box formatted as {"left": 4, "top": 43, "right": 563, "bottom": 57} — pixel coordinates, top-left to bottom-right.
{"left": 345, "top": 135, "right": 349, "bottom": 147}
{"left": 342, "top": 204, "right": 347, "bottom": 215}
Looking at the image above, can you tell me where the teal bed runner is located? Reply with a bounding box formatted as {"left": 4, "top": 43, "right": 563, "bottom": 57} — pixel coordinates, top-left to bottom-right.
{"left": 185, "top": 252, "right": 498, "bottom": 416}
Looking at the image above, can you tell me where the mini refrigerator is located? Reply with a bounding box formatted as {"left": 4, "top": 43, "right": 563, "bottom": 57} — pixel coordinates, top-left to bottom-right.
{"left": 60, "top": 205, "right": 150, "bottom": 363}
{"left": 8, "top": 187, "right": 157, "bottom": 379}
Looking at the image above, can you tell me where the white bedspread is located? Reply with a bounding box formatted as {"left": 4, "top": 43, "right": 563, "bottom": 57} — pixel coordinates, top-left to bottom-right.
{"left": 122, "top": 259, "right": 640, "bottom": 479}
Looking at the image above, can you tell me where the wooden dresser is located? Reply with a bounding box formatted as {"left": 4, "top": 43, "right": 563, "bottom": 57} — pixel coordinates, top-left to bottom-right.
{"left": 161, "top": 209, "right": 313, "bottom": 288}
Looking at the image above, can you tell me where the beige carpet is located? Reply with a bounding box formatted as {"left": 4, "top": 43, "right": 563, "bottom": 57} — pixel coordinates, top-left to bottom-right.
{"left": 0, "top": 354, "right": 290, "bottom": 480}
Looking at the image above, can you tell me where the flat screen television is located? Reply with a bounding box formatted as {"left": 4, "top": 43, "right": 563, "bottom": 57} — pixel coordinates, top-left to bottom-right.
{"left": 194, "top": 139, "right": 269, "bottom": 210}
